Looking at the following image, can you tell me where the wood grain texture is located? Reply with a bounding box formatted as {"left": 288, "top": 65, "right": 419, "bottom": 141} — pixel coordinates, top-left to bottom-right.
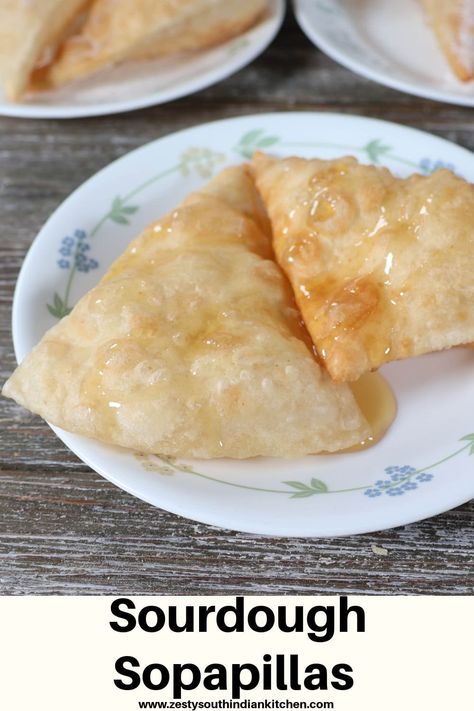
{"left": 0, "top": 10, "right": 473, "bottom": 596}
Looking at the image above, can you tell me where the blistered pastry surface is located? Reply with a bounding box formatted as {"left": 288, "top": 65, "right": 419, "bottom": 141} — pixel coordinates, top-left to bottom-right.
{"left": 253, "top": 153, "right": 474, "bottom": 381}
{"left": 3, "top": 166, "right": 369, "bottom": 458}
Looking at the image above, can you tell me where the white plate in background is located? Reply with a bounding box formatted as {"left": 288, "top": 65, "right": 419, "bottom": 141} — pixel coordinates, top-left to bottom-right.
{"left": 0, "top": 0, "right": 284, "bottom": 119}
{"left": 11, "top": 112, "right": 474, "bottom": 536}
{"left": 294, "top": 0, "right": 474, "bottom": 107}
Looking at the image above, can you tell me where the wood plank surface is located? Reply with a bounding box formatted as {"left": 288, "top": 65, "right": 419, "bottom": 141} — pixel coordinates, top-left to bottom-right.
{"left": 0, "top": 10, "right": 473, "bottom": 595}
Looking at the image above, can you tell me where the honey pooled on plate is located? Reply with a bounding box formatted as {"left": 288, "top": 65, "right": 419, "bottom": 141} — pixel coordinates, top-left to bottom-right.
{"left": 348, "top": 372, "right": 397, "bottom": 451}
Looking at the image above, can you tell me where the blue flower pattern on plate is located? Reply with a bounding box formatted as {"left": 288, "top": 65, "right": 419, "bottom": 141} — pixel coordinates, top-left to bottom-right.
{"left": 416, "top": 473, "right": 434, "bottom": 483}
{"left": 365, "top": 488, "right": 382, "bottom": 498}
{"left": 57, "top": 229, "right": 98, "bottom": 273}
{"left": 364, "top": 465, "right": 431, "bottom": 498}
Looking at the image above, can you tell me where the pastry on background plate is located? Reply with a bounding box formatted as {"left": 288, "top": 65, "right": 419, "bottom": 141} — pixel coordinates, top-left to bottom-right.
{"left": 252, "top": 152, "right": 474, "bottom": 382}
{"left": 2, "top": 165, "right": 369, "bottom": 459}
{"left": 40, "top": 0, "right": 267, "bottom": 90}
{"left": 420, "top": 0, "right": 474, "bottom": 81}
{"left": 0, "top": 0, "right": 91, "bottom": 101}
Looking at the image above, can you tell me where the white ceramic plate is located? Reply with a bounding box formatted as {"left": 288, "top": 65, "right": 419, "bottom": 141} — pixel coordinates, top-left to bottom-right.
{"left": 294, "top": 0, "right": 474, "bottom": 107}
{"left": 0, "top": 0, "right": 284, "bottom": 119}
{"left": 11, "top": 112, "right": 474, "bottom": 536}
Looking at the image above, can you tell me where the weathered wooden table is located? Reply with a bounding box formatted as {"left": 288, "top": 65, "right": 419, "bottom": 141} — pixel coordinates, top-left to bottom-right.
{"left": 1, "top": 12, "right": 473, "bottom": 595}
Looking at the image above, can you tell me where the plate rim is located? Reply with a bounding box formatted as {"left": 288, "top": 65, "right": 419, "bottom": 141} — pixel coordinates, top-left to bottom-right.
{"left": 293, "top": 0, "right": 474, "bottom": 108}
{"left": 61, "top": 430, "right": 474, "bottom": 537}
{"left": 10, "top": 110, "right": 474, "bottom": 537}
{"left": 0, "top": 0, "right": 284, "bottom": 120}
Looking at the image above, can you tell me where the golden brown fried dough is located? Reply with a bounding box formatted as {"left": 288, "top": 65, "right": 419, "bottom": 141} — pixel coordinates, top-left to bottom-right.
{"left": 3, "top": 165, "right": 369, "bottom": 458}
{"left": 0, "top": 0, "right": 91, "bottom": 100}
{"left": 253, "top": 152, "right": 474, "bottom": 382}
{"left": 43, "top": 0, "right": 267, "bottom": 89}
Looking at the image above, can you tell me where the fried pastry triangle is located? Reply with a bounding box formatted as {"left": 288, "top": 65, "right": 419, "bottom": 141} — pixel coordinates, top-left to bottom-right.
{"left": 0, "top": 0, "right": 91, "bottom": 101}
{"left": 41, "top": 0, "right": 267, "bottom": 90}
{"left": 253, "top": 152, "right": 474, "bottom": 382}
{"left": 3, "top": 166, "right": 369, "bottom": 458}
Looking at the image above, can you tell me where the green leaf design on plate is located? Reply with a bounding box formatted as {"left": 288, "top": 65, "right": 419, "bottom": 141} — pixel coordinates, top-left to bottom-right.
{"left": 364, "top": 139, "right": 392, "bottom": 163}
{"left": 109, "top": 196, "right": 139, "bottom": 225}
{"left": 460, "top": 433, "right": 474, "bottom": 455}
{"left": 284, "top": 481, "right": 313, "bottom": 491}
{"left": 240, "top": 129, "right": 265, "bottom": 146}
{"left": 283, "top": 479, "right": 329, "bottom": 498}
{"left": 47, "top": 292, "right": 72, "bottom": 319}
{"left": 256, "top": 136, "right": 279, "bottom": 149}
{"left": 310, "top": 477, "right": 329, "bottom": 492}
{"left": 235, "top": 130, "right": 281, "bottom": 159}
